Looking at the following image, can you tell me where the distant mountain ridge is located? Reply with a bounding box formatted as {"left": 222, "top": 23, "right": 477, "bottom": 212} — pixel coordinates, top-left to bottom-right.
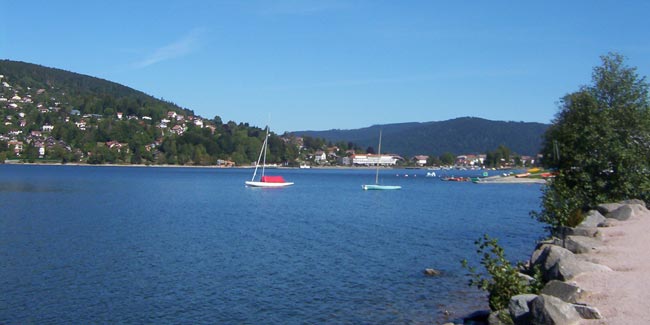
{"left": 292, "top": 117, "right": 549, "bottom": 157}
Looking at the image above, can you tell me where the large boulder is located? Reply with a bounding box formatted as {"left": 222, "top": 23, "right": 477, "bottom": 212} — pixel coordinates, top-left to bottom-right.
{"left": 540, "top": 280, "right": 582, "bottom": 303}
{"left": 563, "top": 235, "right": 603, "bottom": 254}
{"left": 509, "top": 294, "right": 537, "bottom": 325}
{"left": 572, "top": 303, "right": 602, "bottom": 319}
{"left": 606, "top": 203, "right": 648, "bottom": 221}
{"left": 488, "top": 309, "right": 511, "bottom": 325}
{"left": 530, "top": 294, "right": 581, "bottom": 325}
{"left": 532, "top": 244, "right": 611, "bottom": 281}
{"left": 553, "top": 226, "right": 599, "bottom": 239}
{"left": 578, "top": 210, "right": 606, "bottom": 228}
{"left": 531, "top": 245, "right": 574, "bottom": 275}
{"left": 596, "top": 202, "right": 623, "bottom": 215}
{"left": 548, "top": 256, "right": 611, "bottom": 281}
{"left": 621, "top": 199, "right": 647, "bottom": 207}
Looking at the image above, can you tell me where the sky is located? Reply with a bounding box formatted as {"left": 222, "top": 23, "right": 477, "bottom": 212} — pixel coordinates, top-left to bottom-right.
{"left": 2, "top": 1, "right": 650, "bottom": 133}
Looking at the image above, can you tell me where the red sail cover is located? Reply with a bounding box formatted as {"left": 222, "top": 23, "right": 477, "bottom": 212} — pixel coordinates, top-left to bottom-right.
{"left": 261, "top": 176, "right": 286, "bottom": 183}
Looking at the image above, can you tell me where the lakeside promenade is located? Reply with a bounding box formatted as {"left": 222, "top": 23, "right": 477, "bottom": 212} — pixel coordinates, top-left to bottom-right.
{"left": 574, "top": 207, "right": 650, "bottom": 324}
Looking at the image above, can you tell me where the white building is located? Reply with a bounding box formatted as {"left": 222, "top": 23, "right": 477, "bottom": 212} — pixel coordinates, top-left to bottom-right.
{"left": 352, "top": 154, "right": 399, "bottom": 166}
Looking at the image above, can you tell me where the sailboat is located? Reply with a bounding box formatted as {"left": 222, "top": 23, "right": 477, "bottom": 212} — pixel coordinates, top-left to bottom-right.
{"left": 245, "top": 125, "right": 294, "bottom": 188}
{"left": 362, "top": 130, "right": 401, "bottom": 190}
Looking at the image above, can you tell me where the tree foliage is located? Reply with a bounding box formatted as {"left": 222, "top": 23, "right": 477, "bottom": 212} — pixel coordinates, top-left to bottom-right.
{"left": 462, "top": 234, "right": 542, "bottom": 311}
{"left": 535, "top": 53, "right": 650, "bottom": 227}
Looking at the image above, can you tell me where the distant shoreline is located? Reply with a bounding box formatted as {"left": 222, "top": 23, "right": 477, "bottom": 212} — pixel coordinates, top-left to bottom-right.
{"left": 2, "top": 161, "right": 412, "bottom": 170}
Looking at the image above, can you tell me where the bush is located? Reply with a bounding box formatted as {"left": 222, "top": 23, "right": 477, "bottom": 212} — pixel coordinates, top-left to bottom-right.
{"left": 461, "top": 234, "right": 542, "bottom": 311}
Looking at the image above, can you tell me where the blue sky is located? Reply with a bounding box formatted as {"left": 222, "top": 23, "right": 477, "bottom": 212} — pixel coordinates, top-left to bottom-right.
{"left": 2, "top": 1, "right": 649, "bottom": 133}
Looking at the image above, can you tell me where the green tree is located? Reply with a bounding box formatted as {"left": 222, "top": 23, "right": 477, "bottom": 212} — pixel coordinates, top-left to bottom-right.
{"left": 536, "top": 53, "right": 650, "bottom": 227}
{"left": 439, "top": 152, "right": 455, "bottom": 165}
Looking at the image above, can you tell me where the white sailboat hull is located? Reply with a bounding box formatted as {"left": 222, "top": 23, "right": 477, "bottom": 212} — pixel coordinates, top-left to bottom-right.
{"left": 246, "top": 181, "right": 294, "bottom": 188}
{"left": 362, "top": 184, "right": 401, "bottom": 190}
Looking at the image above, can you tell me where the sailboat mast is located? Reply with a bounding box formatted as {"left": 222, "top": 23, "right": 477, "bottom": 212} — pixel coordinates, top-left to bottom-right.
{"left": 375, "top": 130, "right": 382, "bottom": 185}
{"left": 251, "top": 125, "right": 269, "bottom": 181}
{"left": 261, "top": 125, "right": 269, "bottom": 178}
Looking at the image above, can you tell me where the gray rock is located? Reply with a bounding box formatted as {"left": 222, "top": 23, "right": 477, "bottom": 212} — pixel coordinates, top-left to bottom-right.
{"left": 531, "top": 243, "right": 612, "bottom": 281}
{"left": 571, "top": 226, "right": 600, "bottom": 237}
{"left": 572, "top": 303, "right": 602, "bottom": 319}
{"left": 553, "top": 226, "right": 599, "bottom": 239}
{"left": 530, "top": 294, "right": 581, "bottom": 325}
{"left": 517, "top": 272, "right": 535, "bottom": 286}
{"left": 488, "top": 309, "right": 511, "bottom": 325}
{"left": 538, "top": 245, "right": 575, "bottom": 275}
{"left": 606, "top": 204, "right": 647, "bottom": 221}
{"left": 540, "top": 280, "right": 582, "bottom": 303}
{"left": 563, "top": 235, "right": 603, "bottom": 254}
{"left": 578, "top": 210, "right": 606, "bottom": 228}
{"left": 597, "top": 202, "right": 623, "bottom": 215}
{"left": 509, "top": 294, "right": 537, "bottom": 325}
{"left": 621, "top": 199, "right": 647, "bottom": 207}
{"left": 548, "top": 257, "right": 612, "bottom": 281}
{"left": 464, "top": 310, "right": 490, "bottom": 324}
{"left": 599, "top": 218, "right": 618, "bottom": 227}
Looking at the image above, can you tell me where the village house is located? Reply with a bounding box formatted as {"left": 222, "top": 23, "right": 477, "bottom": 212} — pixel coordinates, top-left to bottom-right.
{"left": 42, "top": 125, "right": 54, "bottom": 132}
{"left": 106, "top": 140, "right": 128, "bottom": 152}
{"left": 456, "top": 154, "right": 484, "bottom": 166}
{"left": 193, "top": 119, "right": 203, "bottom": 127}
{"left": 116, "top": 112, "right": 123, "bottom": 119}
{"left": 171, "top": 124, "right": 185, "bottom": 135}
{"left": 167, "top": 111, "right": 177, "bottom": 119}
{"left": 413, "top": 155, "right": 429, "bottom": 166}
{"left": 7, "top": 140, "right": 23, "bottom": 156}
{"left": 217, "top": 159, "right": 235, "bottom": 167}
{"left": 313, "top": 150, "right": 327, "bottom": 164}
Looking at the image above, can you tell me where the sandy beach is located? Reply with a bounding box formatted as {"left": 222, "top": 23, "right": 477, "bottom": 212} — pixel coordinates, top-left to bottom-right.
{"left": 573, "top": 208, "right": 650, "bottom": 324}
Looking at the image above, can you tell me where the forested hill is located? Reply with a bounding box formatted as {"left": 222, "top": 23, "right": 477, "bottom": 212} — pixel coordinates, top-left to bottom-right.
{"left": 293, "top": 117, "right": 549, "bottom": 157}
{"left": 0, "top": 60, "right": 316, "bottom": 166}
{"left": 0, "top": 59, "right": 190, "bottom": 118}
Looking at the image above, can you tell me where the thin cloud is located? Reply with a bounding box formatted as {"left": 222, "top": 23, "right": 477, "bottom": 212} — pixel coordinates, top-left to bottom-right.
{"left": 133, "top": 28, "right": 205, "bottom": 68}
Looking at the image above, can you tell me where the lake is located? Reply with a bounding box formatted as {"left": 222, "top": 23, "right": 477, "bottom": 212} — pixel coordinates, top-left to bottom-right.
{"left": 0, "top": 165, "right": 545, "bottom": 324}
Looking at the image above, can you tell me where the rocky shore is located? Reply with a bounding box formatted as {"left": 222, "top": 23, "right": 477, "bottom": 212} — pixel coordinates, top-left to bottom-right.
{"left": 448, "top": 199, "right": 649, "bottom": 325}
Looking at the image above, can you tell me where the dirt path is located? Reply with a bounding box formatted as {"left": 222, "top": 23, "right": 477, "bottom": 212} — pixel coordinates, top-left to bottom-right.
{"left": 573, "top": 210, "right": 650, "bottom": 324}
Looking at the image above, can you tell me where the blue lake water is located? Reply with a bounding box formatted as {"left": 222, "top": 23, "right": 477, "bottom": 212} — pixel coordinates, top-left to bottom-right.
{"left": 0, "top": 165, "right": 545, "bottom": 324}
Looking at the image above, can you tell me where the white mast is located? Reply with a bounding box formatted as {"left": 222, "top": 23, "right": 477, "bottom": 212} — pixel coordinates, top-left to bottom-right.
{"left": 375, "top": 130, "right": 382, "bottom": 185}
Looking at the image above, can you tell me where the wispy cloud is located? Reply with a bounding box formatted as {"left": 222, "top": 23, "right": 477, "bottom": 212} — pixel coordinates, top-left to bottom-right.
{"left": 133, "top": 28, "right": 205, "bottom": 69}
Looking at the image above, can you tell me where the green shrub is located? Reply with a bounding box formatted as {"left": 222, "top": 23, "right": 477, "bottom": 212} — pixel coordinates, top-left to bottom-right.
{"left": 461, "top": 234, "right": 542, "bottom": 311}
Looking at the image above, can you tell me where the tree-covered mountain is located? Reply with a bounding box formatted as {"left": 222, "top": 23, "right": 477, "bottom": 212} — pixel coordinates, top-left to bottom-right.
{"left": 0, "top": 60, "right": 322, "bottom": 165}
{"left": 293, "top": 117, "right": 549, "bottom": 157}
